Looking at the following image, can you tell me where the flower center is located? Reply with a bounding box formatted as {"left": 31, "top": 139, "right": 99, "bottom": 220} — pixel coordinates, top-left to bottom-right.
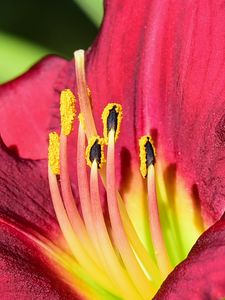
{"left": 47, "top": 50, "right": 202, "bottom": 300}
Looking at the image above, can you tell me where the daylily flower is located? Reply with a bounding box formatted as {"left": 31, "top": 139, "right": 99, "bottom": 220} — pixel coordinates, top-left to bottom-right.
{"left": 1, "top": 0, "right": 225, "bottom": 299}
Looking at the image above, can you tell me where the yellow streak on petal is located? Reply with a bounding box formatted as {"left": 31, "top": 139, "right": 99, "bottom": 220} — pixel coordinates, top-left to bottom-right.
{"left": 60, "top": 89, "right": 76, "bottom": 136}
{"left": 122, "top": 167, "right": 153, "bottom": 253}
{"left": 48, "top": 132, "right": 60, "bottom": 175}
{"left": 155, "top": 156, "right": 205, "bottom": 265}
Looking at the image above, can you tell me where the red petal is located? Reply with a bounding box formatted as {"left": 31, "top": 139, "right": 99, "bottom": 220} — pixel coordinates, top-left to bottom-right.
{"left": 0, "top": 55, "right": 74, "bottom": 159}
{"left": 154, "top": 214, "right": 225, "bottom": 299}
{"left": 86, "top": 0, "right": 225, "bottom": 223}
{"left": 0, "top": 221, "right": 82, "bottom": 300}
{"left": 1, "top": 1, "right": 225, "bottom": 223}
{"left": 0, "top": 137, "right": 60, "bottom": 242}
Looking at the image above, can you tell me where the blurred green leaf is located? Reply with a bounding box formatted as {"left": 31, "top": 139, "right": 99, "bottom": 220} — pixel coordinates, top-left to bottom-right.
{"left": 74, "top": 0, "right": 103, "bottom": 26}
{"left": 0, "top": 31, "right": 50, "bottom": 83}
{"left": 0, "top": 0, "right": 98, "bottom": 58}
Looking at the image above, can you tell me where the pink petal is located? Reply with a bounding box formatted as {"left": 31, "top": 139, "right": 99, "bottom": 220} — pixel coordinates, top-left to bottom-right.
{"left": 0, "top": 221, "right": 82, "bottom": 300}
{"left": 0, "top": 55, "right": 74, "bottom": 159}
{"left": 0, "top": 137, "right": 60, "bottom": 242}
{"left": 86, "top": 0, "right": 225, "bottom": 223}
{"left": 1, "top": 0, "right": 225, "bottom": 223}
{"left": 154, "top": 214, "right": 225, "bottom": 299}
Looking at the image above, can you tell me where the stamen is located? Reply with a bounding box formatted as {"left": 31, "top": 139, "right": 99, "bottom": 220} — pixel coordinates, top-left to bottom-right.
{"left": 90, "top": 159, "right": 143, "bottom": 300}
{"left": 77, "top": 120, "right": 103, "bottom": 257}
{"left": 59, "top": 90, "right": 106, "bottom": 267}
{"left": 117, "top": 197, "right": 162, "bottom": 285}
{"left": 102, "top": 103, "right": 122, "bottom": 144}
{"left": 86, "top": 136, "right": 105, "bottom": 169}
{"left": 65, "top": 51, "right": 174, "bottom": 298}
{"left": 59, "top": 132, "right": 102, "bottom": 266}
{"left": 74, "top": 53, "right": 160, "bottom": 283}
{"left": 48, "top": 166, "right": 116, "bottom": 294}
{"left": 147, "top": 165, "right": 172, "bottom": 277}
{"left": 139, "top": 135, "right": 156, "bottom": 178}
{"left": 74, "top": 51, "right": 162, "bottom": 294}
{"left": 48, "top": 132, "right": 60, "bottom": 175}
{"left": 106, "top": 129, "right": 156, "bottom": 299}
{"left": 139, "top": 136, "right": 173, "bottom": 278}
{"left": 60, "top": 89, "right": 76, "bottom": 136}
{"left": 74, "top": 50, "right": 97, "bottom": 138}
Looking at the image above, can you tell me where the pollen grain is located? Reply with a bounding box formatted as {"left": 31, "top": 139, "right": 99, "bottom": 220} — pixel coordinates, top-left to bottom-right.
{"left": 60, "top": 89, "right": 76, "bottom": 136}
{"left": 48, "top": 132, "right": 60, "bottom": 175}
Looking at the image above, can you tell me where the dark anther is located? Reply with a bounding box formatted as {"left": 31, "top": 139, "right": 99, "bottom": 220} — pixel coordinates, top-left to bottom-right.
{"left": 90, "top": 140, "right": 102, "bottom": 168}
{"left": 107, "top": 106, "right": 118, "bottom": 134}
{"left": 145, "top": 138, "right": 155, "bottom": 167}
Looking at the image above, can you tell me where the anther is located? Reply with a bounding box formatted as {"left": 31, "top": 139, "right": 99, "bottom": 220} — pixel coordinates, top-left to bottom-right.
{"left": 48, "top": 132, "right": 60, "bottom": 175}
{"left": 60, "top": 89, "right": 76, "bottom": 136}
{"left": 139, "top": 135, "right": 156, "bottom": 178}
{"left": 86, "top": 136, "right": 105, "bottom": 168}
{"left": 102, "top": 103, "right": 122, "bottom": 144}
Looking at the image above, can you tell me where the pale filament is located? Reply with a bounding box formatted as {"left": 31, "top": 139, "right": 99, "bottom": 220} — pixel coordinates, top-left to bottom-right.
{"left": 59, "top": 132, "right": 102, "bottom": 265}
{"left": 48, "top": 166, "right": 117, "bottom": 295}
{"left": 147, "top": 164, "right": 172, "bottom": 278}
{"left": 90, "top": 159, "right": 143, "bottom": 300}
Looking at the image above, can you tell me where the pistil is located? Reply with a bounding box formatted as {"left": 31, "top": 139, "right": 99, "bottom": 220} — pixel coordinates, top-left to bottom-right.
{"left": 74, "top": 50, "right": 97, "bottom": 137}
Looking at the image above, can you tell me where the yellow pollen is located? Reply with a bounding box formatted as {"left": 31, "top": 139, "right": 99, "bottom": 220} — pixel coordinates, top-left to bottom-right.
{"left": 48, "top": 132, "right": 60, "bottom": 175}
{"left": 85, "top": 136, "right": 105, "bottom": 169}
{"left": 87, "top": 87, "right": 92, "bottom": 108}
{"left": 60, "top": 89, "right": 76, "bottom": 136}
{"left": 78, "top": 113, "right": 86, "bottom": 131}
{"left": 139, "top": 135, "right": 156, "bottom": 178}
{"left": 102, "top": 103, "right": 123, "bottom": 144}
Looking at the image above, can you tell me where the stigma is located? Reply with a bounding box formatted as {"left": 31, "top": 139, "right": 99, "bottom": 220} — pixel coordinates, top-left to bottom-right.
{"left": 47, "top": 50, "right": 173, "bottom": 300}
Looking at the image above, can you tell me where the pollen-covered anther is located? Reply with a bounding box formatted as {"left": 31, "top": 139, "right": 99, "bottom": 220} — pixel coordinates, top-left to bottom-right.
{"left": 48, "top": 132, "right": 60, "bottom": 175}
{"left": 139, "top": 135, "right": 156, "bottom": 178}
{"left": 86, "top": 136, "right": 105, "bottom": 168}
{"left": 102, "top": 103, "right": 123, "bottom": 144}
{"left": 60, "top": 89, "right": 76, "bottom": 136}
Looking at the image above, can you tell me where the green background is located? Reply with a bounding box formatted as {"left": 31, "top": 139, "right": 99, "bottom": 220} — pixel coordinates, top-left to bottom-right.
{"left": 0, "top": 0, "right": 103, "bottom": 83}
